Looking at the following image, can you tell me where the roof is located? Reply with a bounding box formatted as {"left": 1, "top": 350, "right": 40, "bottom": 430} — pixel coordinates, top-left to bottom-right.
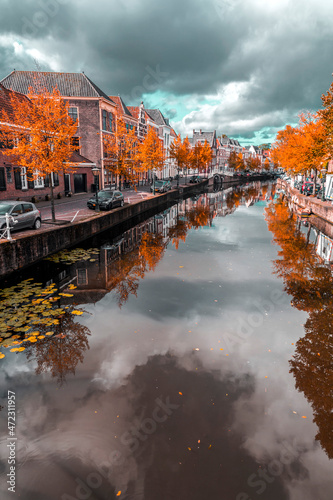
{"left": 127, "top": 106, "right": 151, "bottom": 121}
{"left": 109, "top": 95, "right": 133, "bottom": 117}
{"left": 145, "top": 109, "right": 169, "bottom": 127}
{"left": 192, "top": 130, "right": 216, "bottom": 147}
{"left": 1, "top": 71, "right": 115, "bottom": 103}
{"left": 0, "top": 83, "right": 32, "bottom": 123}
{"left": 68, "top": 151, "right": 95, "bottom": 164}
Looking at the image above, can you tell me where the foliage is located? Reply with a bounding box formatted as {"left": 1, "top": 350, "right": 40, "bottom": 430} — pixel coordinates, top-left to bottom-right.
{"left": 135, "top": 126, "right": 165, "bottom": 175}
{"left": 0, "top": 82, "right": 78, "bottom": 221}
{"left": 265, "top": 199, "right": 333, "bottom": 458}
{"left": 103, "top": 116, "right": 138, "bottom": 186}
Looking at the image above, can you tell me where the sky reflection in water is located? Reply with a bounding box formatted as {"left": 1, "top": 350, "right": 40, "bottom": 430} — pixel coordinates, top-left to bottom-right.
{"left": 0, "top": 183, "right": 332, "bottom": 500}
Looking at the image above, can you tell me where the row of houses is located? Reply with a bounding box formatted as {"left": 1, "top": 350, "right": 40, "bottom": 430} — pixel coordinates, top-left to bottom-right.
{"left": 0, "top": 70, "right": 269, "bottom": 201}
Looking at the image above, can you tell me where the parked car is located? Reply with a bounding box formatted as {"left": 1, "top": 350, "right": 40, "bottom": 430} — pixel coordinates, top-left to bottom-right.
{"left": 0, "top": 201, "right": 41, "bottom": 231}
{"left": 304, "top": 184, "right": 320, "bottom": 196}
{"left": 189, "top": 175, "right": 201, "bottom": 183}
{"left": 87, "top": 190, "right": 124, "bottom": 210}
{"left": 300, "top": 182, "right": 312, "bottom": 194}
{"left": 150, "top": 180, "right": 172, "bottom": 193}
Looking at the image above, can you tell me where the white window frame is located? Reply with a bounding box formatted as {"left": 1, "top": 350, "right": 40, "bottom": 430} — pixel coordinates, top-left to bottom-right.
{"left": 33, "top": 169, "right": 44, "bottom": 188}
{"left": 21, "top": 167, "right": 28, "bottom": 190}
{"left": 69, "top": 107, "right": 79, "bottom": 124}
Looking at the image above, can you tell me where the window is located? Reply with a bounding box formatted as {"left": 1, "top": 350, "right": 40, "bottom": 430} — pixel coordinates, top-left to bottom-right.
{"left": 77, "top": 268, "right": 88, "bottom": 285}
{"left": 34, "top": 175, "right": 44, "bottom": 188}
{"left": 0, "top": 167, "right": 6, "bottom": 191}
{"left": 71, "top": 137, "right": 80, "bottom": 152}
{"left": 109, "top": 113, "right": 113, "bottom": 132}
{"left": 69, "top": 107, "right": 78, "bottom": 123}
{"left": 6, "top": 167, "right": 12, "bottom": 183}
{"left": 12, "top": 204, "right": 23, "bottom": 215}
{"left": 102, "top": 110, "right": 107, "bottom": 131}
{"left": 51, "top": 172, "right": 59, "bottom": 187}
{"left": 23, "top": 203, "right": 33, "bottom": 213}
{"left": 21, "top": 167, "right": 27, "bottom": 190}
{"left": 33, "top": 169, "right": 44, "bottom": 188}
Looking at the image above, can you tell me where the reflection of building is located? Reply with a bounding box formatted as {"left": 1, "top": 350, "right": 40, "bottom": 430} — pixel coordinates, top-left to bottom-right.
{"left": 316, "top": 232, "right": 333, "bottom": 263}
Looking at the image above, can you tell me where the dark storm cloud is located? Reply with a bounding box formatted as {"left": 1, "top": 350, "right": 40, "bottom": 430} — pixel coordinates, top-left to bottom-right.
{"left": 1, "top": 0, "right": 333, "bottom": 139}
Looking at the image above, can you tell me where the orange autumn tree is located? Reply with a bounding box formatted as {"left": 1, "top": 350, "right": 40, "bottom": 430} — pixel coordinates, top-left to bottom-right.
{"left": 103, "top": 116, "right": 138, "bottom": 189}
{"left": 169, "top": 134, "right": 188, "bottom": 186}
{"left": 135, "top": 126, "right": 165, "bottom": 178}
{"left": 190, "top": 141, "right": 205, "bottom": 173}
{"left": 191, "top": 139, "right": 213, "bottom": 174}
{"left": 0, "top": 85, "right": 77, "bottom": 221}
{"left": 272, "top": 113, "right": 326, "bottom": 182}
{"left": 318, "top": 79, "right": 333, "bottom": 157}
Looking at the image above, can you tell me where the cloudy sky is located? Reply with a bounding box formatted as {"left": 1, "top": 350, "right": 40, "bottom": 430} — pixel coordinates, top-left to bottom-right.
{"left": 1, "top": 0, "right": 333, "bottom": 145}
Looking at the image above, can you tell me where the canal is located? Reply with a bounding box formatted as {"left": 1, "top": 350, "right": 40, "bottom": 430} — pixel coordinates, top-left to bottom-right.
{"left": 0, "top": 182, "right": 332, "bottom": 500}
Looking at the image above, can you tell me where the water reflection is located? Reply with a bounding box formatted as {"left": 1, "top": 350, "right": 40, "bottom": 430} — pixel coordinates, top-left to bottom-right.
{"left": 265, "top": 199, "right": 333, "bottom": 459}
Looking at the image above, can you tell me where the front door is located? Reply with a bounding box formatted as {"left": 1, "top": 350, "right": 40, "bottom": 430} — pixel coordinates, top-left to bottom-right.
{"left": 64, "top": 174, "right": 71, "bottom": 195}
{"left": 73, "top": 174, "right": 87, "bottom": 193}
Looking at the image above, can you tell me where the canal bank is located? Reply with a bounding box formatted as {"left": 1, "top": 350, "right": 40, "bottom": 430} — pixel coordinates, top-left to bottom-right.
{"left": 278, "top": 178, "right": 333, "bottom": 224}
{"left": 0, "top": 182, "right": 207, "bottom": 277}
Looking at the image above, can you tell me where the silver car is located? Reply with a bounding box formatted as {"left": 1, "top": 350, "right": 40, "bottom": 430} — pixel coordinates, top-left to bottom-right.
{"left": 0, "top": 201, "right": 41, "bottom": 231}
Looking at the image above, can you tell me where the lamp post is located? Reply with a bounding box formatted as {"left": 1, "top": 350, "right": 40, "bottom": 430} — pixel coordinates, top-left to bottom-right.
{"left": 153, "top": 168, "right": 156, "bottom": 195}
{"left": 92, "top": 166, "right": 100, "bottom": 212}
{"left": 321, "top": 168, "right": 327, "bottom": 202}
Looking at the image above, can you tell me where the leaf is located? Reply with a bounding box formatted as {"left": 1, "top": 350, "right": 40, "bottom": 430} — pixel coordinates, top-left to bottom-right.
{"left": 0, "top": 353, "right": 5, "bottom": 359}
{"left": 71, "top": 310, "right": 83, "bottom": 315}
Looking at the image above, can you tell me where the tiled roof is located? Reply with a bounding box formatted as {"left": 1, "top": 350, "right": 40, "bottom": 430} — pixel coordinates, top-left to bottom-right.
{"left": 1, "top": 71, "right": 115, "bottom": 103}
{"left": 0, "top": 83, "right": 32, "bottom": 123}
{"left": 145, "top": 109, "right": 169, "bottom": 126}
{"left": 109, "top": 95, "right": 133, "bottom": 117}
{"left": 193, "top": 130, "right": 216, "bottom": 147}
{"left": 68, "top": 151, "right": 95, "bottom": 164}
{"left": 127, "top": 106, "right": 139, "bottom": 119}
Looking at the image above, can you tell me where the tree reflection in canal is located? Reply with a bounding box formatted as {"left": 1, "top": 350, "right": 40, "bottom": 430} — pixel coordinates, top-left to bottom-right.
{"left": 0, "top": 280, "right": 90, "bottom": 385}
{"left": 265, "top": 199, "right": 333, "bottom": 459}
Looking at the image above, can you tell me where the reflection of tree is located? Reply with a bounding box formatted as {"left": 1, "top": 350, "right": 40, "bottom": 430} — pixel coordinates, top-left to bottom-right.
{"left": 265, "top": 199, "right": 333, "bottom": 459}
{"left": 168, "top": 217, "right": 188, "bottom": 249}
{"left": 108, "top": 249, "right": 144, "bottom": 308}
{"left": 107, "top": 231, "right": 167, "bottom": 307}
{"left": 0, "top": 279, "right": 90, "bottom": 385}
{"left": 25, "top": 311, "right": 90, "bottom": 386}
{"left": 186, "top": 205, "right": 212, "bottom": 229}
{"left": 139, "top": 232, "right": 166, "bottom": 271}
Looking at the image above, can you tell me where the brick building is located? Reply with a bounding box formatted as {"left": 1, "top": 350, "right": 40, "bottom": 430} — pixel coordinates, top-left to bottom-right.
{"left": 0, "top": 82, "right": 96, "bottom": 201}
{"left": 1, "top": 71, "right": 115, "bottom": 189}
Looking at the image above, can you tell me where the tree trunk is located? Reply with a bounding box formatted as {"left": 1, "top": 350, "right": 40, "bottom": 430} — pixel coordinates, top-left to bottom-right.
{"left": 313, "top": 169, "right": 317, "bottom": 195}
{"left": 50, "top": 179, "right": 56, "bottom": 222}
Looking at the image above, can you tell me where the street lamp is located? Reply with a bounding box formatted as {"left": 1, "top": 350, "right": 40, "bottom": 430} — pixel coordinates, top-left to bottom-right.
{"left": 153, "top": 168, "right": 156, "bottom": 195}
{"left": 92, "top": 166, "right": 100, "bottom": 212}
{"left": 321, "top": 168, "right": 327, "bottom": 202}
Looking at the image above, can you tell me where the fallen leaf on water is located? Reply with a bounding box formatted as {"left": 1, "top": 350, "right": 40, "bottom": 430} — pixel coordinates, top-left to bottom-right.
{"left": 179, "top": 392, "right": 183, "bottom": 396}
{"left": 116, "top": 491, "right": 121, "bottom": 497}
{"left": 208, "top": 444, "right": 212, "bottom": 449}
{"left": 0, "top": 353, "right": 5, "bottom": 359}
{"left": 188, "top": 447, "right": 191, "bottom": 451}
{"left": 71, "top": 310, "right": 83, "bottom": 315}
{"left": 301, "top": 416, "right": 307, "bottom": 419}
{"left": 179, "top": 266, "right": 184, "bottom": 268}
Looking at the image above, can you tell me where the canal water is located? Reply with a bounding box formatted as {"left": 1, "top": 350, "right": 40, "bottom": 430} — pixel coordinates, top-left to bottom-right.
{"left": 0, "top": 182, "right": 332, "bottom": 500}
